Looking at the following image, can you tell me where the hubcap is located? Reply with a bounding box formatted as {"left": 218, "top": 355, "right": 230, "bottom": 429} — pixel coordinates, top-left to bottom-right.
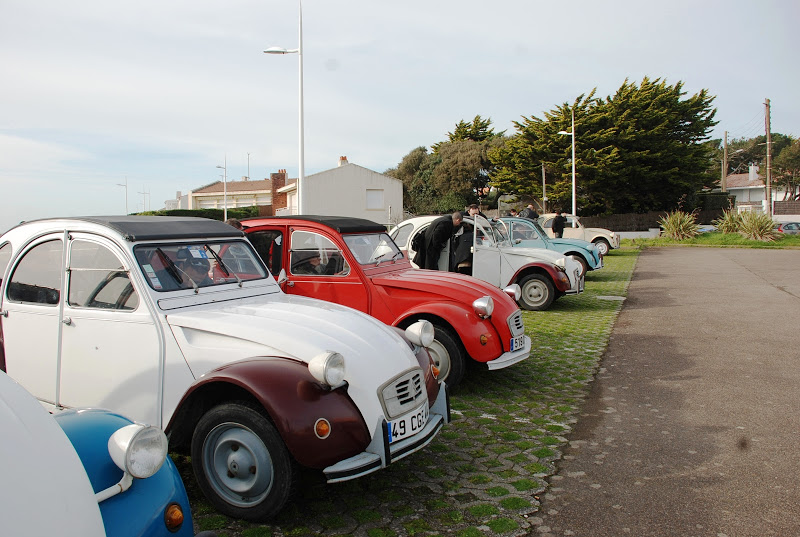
{"left": 203, "top": 423, "right": 273, "bottom": 507}
{"left": 426, "top": 338, "right": 451, "bottom": 381}
{"left": 523, "top": 281, "right": 547, "bottom": 307}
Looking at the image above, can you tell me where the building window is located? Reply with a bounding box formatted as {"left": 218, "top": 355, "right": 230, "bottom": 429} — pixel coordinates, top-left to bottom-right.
{"left": 366, "top": 189, "right": 384, "bottom": 210}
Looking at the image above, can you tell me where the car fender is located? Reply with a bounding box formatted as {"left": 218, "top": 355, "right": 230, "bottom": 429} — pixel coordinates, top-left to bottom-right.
{"left": 509, "top": 263, "right": 572, "bottom": 293}
{"left": 166, "top": 357, "right": 371, "bottom": 470}
{"left": 395, "top": 302, "right": 504, "bottom": 364}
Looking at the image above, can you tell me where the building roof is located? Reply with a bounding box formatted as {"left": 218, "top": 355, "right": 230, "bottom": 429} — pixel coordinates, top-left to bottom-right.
{"left": 726, "top": 172, "right": 764, "bottom": 189}
{"left": 193, "top": 179, "right": 272, "bottom": 194}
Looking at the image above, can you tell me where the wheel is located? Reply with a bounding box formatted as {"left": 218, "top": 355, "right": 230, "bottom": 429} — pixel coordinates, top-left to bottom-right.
{"left": 594, "top": 238, "right": 610, "bottom": 256}
{"left": 518, "top": 273, "right": 555, "bottom": 311}
{"left": 569, "top": 255, "right": 588, "bottom": 278}
{"left": 426, "top": 325, "right": 466, "bottom": 387}
{"left": 191, "top": 402, "right": 296, "bottom": 521}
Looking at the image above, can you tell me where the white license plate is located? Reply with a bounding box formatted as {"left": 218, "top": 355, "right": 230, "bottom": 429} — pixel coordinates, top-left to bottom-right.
{"left": 510, "top": 334, "right": 525, "bottom": 351}
{"left": 388, "top": 402, "right": 429, "bottom": 443}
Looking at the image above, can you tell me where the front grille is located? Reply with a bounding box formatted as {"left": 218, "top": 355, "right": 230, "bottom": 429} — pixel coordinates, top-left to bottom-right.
{"left": 508, "top": 310, "right": 524, "bottom": 336}
{"left": 380, "top": 368, "right": 426, "bottom": 419}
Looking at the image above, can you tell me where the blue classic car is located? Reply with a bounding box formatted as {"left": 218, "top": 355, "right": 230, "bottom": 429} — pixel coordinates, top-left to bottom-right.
{"left": 495, "top": 216, "right": 603, "bottom": 276}
{"left": 0, "top": 371, "right": 213, "bottom": 537}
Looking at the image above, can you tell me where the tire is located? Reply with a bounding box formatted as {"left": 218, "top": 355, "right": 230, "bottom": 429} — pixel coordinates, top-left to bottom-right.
{"left": 426, "top": 325, "right": 466, "bottom": 387}
{"left": 518, "top": 273, "right": 555, "bottom": 311}
{"left": 569, "top": 255, "right": 588, "bottom": 278}
{"left": 593, "top": 238, "right": 610, "bottom": 256}
{"left": 191, "top": 402, "right": 296, "bottom": 521}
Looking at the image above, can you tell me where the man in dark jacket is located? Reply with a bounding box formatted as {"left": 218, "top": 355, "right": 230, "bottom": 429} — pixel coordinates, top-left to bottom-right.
{"left": 417, "top": 212, "right": 463, "bottom": 270}
{"left": 519, "top": 204, "right": 539, "bottom": 220}
{"left": 552, "top": 210, "right": 568, "bottom": 238}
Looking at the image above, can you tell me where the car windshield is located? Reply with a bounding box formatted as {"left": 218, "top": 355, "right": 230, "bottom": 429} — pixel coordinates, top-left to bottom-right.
{"left": 134, "top": 240, "right": 268, "bottom": 291}
{"left": 343, "top": 233, "right": 403, "bottom": 265}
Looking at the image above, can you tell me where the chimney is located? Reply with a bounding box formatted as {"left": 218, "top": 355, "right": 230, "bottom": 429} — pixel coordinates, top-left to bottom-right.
{"left": 338, "top": 155, "right": 348, "bottom": 167}
{"left": 749, "top": 164, "right": 759, "bottom": 183}
{"left": 242, "top": 176, "right": 249, "bottom": 182}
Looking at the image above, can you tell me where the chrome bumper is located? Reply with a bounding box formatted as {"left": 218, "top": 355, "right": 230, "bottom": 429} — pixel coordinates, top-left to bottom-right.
{"left": 487, "top": 335, "right": 531, "bottom": 371}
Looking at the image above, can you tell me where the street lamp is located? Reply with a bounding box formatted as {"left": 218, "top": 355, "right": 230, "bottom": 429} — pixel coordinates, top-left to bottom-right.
{"left": 264, "top": 0, "right": 304, "bottom": 215}
{"left": 558, "top": 107, "right": 577, "bottom": 218}
{"left": 116, "top": 176, "right": 128, "bottom": 214}
{"left": 216, "top": 157, "right": 227, "bottom": 221}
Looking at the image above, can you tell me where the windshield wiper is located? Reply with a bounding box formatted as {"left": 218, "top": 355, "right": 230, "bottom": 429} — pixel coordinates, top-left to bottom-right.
{"left": 374, "top": 250, "right": 403, "bottom": 266}
{"left": 205, "top": 244, "right": 242, "bottom": 287}
{"left": 155, "top": 248, "right": 183, "bottom": 286}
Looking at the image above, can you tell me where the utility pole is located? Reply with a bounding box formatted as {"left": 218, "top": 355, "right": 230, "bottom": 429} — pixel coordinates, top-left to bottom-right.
{"left": 541, "top": 162, "right": 547, "bottom": 213}
{"left": 722, "top": 131, "right": 728, "bottom": 192}
{"left": 765, "top": 98, "right": 772, "bottom": 218}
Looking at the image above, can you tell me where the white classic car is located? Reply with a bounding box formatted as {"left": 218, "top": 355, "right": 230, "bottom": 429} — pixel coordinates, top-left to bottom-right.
{"left": 0, "top": 216, "right": 449, "bottom": 521}
{"left": 537, "top": 213, "right": 620, "bottom": 255}
{"left": 390, "top": 215, "right": 584, "bottom": 311}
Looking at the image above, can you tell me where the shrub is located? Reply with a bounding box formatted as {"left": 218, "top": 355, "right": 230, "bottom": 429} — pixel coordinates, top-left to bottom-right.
{"left": 713, "top": 209, "right": 742, "bottom": 234}
{"left": 657, "top": 211, "right": 699, "bottom": 240}
{"left": 738, "top": 212, "right": 778, "bottom": 242}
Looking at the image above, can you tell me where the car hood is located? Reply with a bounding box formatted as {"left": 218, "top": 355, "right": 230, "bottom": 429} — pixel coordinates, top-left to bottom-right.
{"left": 166, "top": 294, "right": 423, "bottom": 427}
{"left": 584, "top": 227, "right": 616, "bottom": 238}
{"left": 370, "top": 266, "right": 513, "bottom": 303}
{"left": 547, "top": 237, "right": 597, "bottom": 252}
{"left": 496, "top": 244, "right": 567, "bottom": 264}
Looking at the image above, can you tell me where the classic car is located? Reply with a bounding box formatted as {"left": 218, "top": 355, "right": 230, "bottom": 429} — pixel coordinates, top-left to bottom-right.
{"left": 390, "top": 215, "right": 584, "bottom": 311}
{"left": 241, "top": 215, "right": 531, "bottom": 387}
{"left": 775, "top": 222, "right": 800, "bottom": 235}
{"left": 495, "top": 216, "right": 603, "bottom": 276}
{"left": 0, "top": 216, "right": 449, "bottom": 521}
{"left": 537, "top": 213, "right": 620, "bottom": 255}
{"left": 0, "top": 370, "right": 212, "bottom": 537}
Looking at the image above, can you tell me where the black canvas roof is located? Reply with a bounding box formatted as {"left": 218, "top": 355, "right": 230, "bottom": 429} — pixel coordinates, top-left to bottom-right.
{"left": 28, "top": 216, "right": 244, "bottom": 242}
{"left": 243, "top": 215, "right": 387, "bottom": 234}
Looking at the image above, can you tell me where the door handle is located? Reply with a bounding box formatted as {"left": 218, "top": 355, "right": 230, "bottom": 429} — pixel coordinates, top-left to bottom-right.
{"left": 62, "top": 317, "right": 72, "bottom": 326}
{"left": 286, "top": 281, "right": 294, "bottom": 287}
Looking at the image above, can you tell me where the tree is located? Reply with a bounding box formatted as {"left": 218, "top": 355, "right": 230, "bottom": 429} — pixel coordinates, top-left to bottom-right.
{"left": 489, "top": 77, "right": 718, "bottom": 215}
{"left": 774, "top": 139, "right": 800, "bottom": 200}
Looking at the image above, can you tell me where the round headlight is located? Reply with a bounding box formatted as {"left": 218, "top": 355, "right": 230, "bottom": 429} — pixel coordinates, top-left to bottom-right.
{"left": 108, "top": 424, "right": 168, "bottom": 479}
{"left": 503, "top": 284, "right": 521, "bottom": 301}
{"left": 308, "top": 351, "right": 346, "bottom": 387}
{"left": 405, "top": 320, "right": 434, "bottom": 347}
{"left": 473, "top": 296, "right": 494, "bottom": 319}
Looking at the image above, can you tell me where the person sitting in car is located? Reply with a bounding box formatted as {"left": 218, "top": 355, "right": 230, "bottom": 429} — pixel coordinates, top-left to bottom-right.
{"left": 292, "top": 250, "right": 326, "bottom": 275}
{"left": 176, "top": 249, "right": 213, "bottom": 287}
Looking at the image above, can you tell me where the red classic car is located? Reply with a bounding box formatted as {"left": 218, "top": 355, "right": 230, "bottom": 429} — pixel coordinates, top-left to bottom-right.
{"left": 243, "top": 216, "right": 531, "bottom": 387}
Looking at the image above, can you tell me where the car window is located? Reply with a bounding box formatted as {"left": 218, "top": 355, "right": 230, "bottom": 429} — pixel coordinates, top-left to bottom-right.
{"left": 392, "top": 224, "right": 414, "bottom": 249}
{"left": 343, "top": 233, "right": 401, "bottom": 266}
{"left": 6, "top": 239, "right": 63, "bottom": 306}
{"left": 248, "top": 230, "right": 284, "bottom": 276}
{"left": 291, "top": 230, "right": 350, "bottom": 276}
{"left": 511, "top": 220, "right": 539, "bottom": 241}
{"left": 67, "top": 240, "right": 139, "bottom": 311}
{"left": 0, "top": 242, "right": 11, "bottom": 287}
{"left": 134, "top": 240, "right": 268, "bottom": 291}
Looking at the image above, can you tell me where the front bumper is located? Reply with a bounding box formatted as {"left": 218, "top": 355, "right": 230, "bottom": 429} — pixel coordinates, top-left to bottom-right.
{"left": 323, "top": 382, "right": 450, "bottom": 483}
{"left": 563, "top": 268, "right": 585, "bottom": 295}
{"left": 486, "top": 335, "right": 531, "bottom": 371}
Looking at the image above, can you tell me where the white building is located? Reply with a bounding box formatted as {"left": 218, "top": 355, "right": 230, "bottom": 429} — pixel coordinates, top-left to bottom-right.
{"left": 723, "top": 165, "right": 791, "bottom": 217}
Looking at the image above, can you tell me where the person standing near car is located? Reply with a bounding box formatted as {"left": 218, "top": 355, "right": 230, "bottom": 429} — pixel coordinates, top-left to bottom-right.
{"left": 467, "top": 204, "right": 488, "bottom": 220}
{"left": 553, "top": 210, "right": 568, "bottom": 238}
{"left": 519, "top": 204, "right": 539, "bottom": 220}
{"left": 419, "top": 212, "right": 463, "bottom": 270}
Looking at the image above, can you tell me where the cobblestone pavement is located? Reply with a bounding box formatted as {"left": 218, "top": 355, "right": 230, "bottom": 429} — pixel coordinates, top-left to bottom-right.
{"left": 181, "top": 250, "right": 638, "bottom": 537}
{"left": 531, "top": 247, "right": 800, "bottom": 537}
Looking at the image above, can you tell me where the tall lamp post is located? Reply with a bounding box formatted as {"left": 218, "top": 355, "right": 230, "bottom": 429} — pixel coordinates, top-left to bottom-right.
{"left": 216, "top": 156, "right": 227, "bottom": 221}
{"left": 264, "top": 0, "right": 304, "bottom": 214}
{"left": 116, "top": 176, "right": 128, "bottom": 214}
{"left": 558, "top": 107, "right": 577, "bottom": 218}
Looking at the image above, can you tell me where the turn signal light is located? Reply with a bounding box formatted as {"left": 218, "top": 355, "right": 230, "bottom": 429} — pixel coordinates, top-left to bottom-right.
{"left": 315, "top": 418, "right": 331, "bottom": 439}
{"left": 164, "top": 503, "right": 184, "bottom": 533}
{"left": 431, "top": 364, "right": 440, "bottom": 379}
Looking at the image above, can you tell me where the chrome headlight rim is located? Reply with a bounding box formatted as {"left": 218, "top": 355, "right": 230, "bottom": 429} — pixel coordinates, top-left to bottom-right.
{"left": 503, "top": 284, "right": 521, "bottom": 301}
{"left": 308, "top": 351, "right": 347, "bottom": 388}
{"left": 108, "top": 424, "right": 168, "bottom": 479}
{"left": 472, "top": 296, "right": 494, "bottom": 319}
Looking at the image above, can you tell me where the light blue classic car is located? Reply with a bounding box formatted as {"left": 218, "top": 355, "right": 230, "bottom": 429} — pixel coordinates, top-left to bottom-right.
{"left": 495, "top": 216, "right": 603, "bottom": 276}
{"left": 0, "top": 371, "right": 214, "bottom": 537}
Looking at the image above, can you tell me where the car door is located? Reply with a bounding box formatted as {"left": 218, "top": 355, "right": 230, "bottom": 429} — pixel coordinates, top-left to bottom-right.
{"left": 1, "top": 235, "right": 64, "bottom": 407}
{"left": 59, "top": 234, "right": 162, "bottom": 425}
{"left": 471, "top": 217, "right": 502, "bottom": 287}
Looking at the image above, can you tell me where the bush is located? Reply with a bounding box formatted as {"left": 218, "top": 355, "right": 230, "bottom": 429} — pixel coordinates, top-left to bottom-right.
{"left": 712, "top": 209, "right": 742, "bottom": 234}
{"left": 738, "top": 212, "right": 778, "bottom": 242}
{"left": 658, "top": 210, "right": 699, "bottom": 240}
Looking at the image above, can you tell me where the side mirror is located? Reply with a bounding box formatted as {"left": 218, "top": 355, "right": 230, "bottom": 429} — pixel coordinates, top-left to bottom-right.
{"left": 277, "top": 268, "right": 288, "bottom": 285}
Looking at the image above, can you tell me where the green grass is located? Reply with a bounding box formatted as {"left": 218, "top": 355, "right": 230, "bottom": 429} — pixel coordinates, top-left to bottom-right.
{"left": 626, "top": 231, "right": 800, "bottom": 248}
{"left": 183, "top": 249, "right": 640, "bottom": 536}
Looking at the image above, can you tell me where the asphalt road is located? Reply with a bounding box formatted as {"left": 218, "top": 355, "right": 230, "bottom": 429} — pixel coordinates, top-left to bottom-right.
{"left": 531, "top": 247, "right": 800, "bottom": 537}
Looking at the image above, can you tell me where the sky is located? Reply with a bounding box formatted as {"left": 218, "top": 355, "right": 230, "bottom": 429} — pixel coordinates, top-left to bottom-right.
{"left": 1, "top": 0, "right": 798, "bottom": 234}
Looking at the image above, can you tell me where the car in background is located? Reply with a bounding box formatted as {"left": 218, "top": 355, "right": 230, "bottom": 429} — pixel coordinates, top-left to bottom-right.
{"left": 242, "top": 215, "right": 531, "bottom": 387}
{"left": 0, "top": 370, "right": 211, "bottom": 537}
{"left": 495, "top": 216, "right": 603, "bottom": 276}
{"left": 390, "top": 215, "right": 584, "bottom": 311}
{"left": 0, "top": 216, "right": 449, "bottom": 521}
{"left": 775, "top": 222, "right": 800, "bottom": 235}
{"left": 537, "top": 213, "right": 620, "bottom": 255}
